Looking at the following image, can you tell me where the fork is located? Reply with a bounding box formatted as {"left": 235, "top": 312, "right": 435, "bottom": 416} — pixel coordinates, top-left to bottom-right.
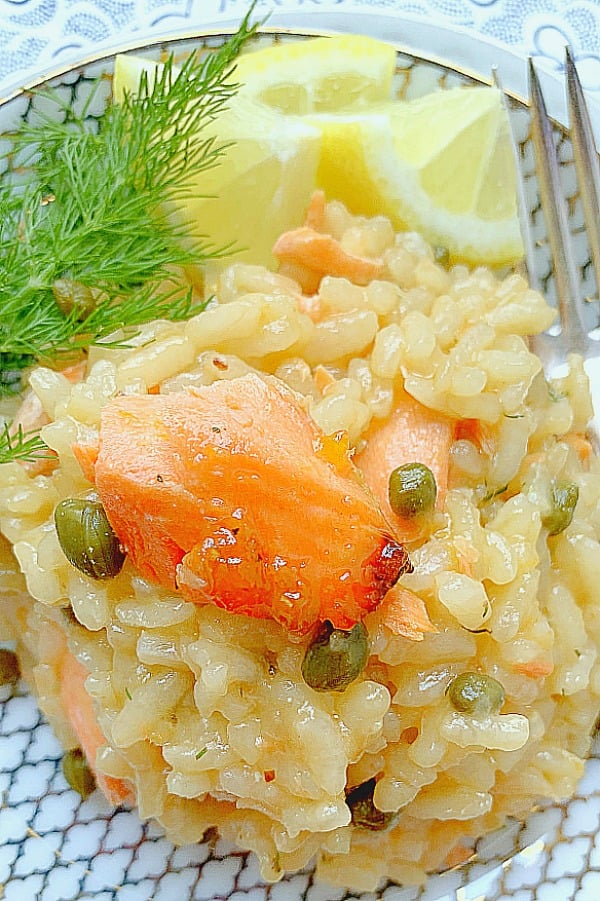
{"left": 522, "top": 49, "right": 600, "bottom": 442}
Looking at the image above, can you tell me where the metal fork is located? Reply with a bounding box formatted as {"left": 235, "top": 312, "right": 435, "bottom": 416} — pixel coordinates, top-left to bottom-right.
{"left": 523, "top": 49, "right": 600, "bottom": 441}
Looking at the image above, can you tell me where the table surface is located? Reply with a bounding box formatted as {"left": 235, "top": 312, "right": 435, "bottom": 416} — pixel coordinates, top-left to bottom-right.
{"left": 1, "top": 2, "right": 600, "bottom": 901}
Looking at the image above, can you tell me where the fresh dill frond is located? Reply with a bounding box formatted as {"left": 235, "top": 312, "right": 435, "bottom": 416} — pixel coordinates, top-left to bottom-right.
{"left": 0, "top": 4, "right": 260, "bottom": 390}
{"left": 0, "top": 422, "right": 53, "bottom": 465}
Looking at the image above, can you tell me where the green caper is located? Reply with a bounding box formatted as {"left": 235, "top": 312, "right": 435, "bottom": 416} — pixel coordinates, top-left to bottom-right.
{"left": 54, "top": 497, "right": 125, "bottom": 580}
{"left": 346, "top": 778, "right": 398, "bottom": 831}
{"left": 446, "top": 671, "right": 505, "bottom": 716}
{"left": 388, "top": 462, "right": 437, "bottom": 519}
{"left": 0, "top": 648, "right": 20, "bottom": 687}
{"left": 52, "top": 278, "right": 99, "bottom": 319}
{"left": 433, "top": 245, "right": 450, "bottom": 269}
{"left": 301, "top": 621, "right": 369, "bottom": 692}
{"left": 62, "top": 747, "right": 96, "bottom": 799}
{"left": 542, "top": 481, "right": 579, "bottom": 536}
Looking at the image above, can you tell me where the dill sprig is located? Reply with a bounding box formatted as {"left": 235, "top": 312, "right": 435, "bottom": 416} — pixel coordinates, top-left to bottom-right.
{"left": 0, "top": 5, "right": 259, "bottom": 392}
{"left": 0, "top": 422, "right": 52, "bottom": 465}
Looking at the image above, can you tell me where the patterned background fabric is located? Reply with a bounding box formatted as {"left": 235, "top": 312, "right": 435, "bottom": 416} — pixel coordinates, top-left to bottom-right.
{"left": 1, "top": 0, "right": 600, "bottom": 95}
{"left": 1, "top": 2, "right": 600, "bottom": 900}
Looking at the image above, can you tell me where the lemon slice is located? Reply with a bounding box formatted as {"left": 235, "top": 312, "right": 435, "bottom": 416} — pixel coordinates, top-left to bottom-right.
{"left": 113, "top": 54, "right": 321, "bottom": 267}
{"left": 233, "top": 35, "right": 397, "bottom": 114}
{"left": 311, "top": 87, "right": 524, "bottom": 266}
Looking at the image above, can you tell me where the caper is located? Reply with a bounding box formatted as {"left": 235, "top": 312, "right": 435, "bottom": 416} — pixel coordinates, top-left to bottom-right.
{"left": 62, "top": 747, "right": 96, "bottom": 799}
{"left": 54, "top": 497, "right": 125, "bottom": 580}
{"left": 388, "top": 462, "right": 437, "bottom": 519}
{"left": 301, "top": 621, "right": 369, "bottom": 692}
{"left": 433, "top": 245, "right": 450, "bottom": 269}
{"left": 0, "top": 648, "right": 20, "bottom": 687}
{"left": 446, "top": 671, "right": 505, "bottom": 716}
{"left": 52, "top": 278, "right": 99, "bottom": 319}
{"left": 542, "top": 481, "right": 579, "bottom": 536}
{"left": 346, "top": 778, "right": 398, "bottom": 831}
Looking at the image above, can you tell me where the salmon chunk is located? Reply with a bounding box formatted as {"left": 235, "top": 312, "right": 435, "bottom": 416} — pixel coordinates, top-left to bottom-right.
{"left": 87, "top": 374, "right": 412, "bottom": 633}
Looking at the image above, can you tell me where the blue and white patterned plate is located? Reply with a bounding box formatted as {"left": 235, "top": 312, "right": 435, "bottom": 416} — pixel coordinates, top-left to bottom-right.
{"left": 1, "top": 5, "right": 600, "bottom": 901}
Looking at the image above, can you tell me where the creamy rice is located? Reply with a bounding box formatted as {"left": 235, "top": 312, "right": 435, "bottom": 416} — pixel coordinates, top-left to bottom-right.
{"left": 1, "top": 199, "right": 599, "bottom": 891}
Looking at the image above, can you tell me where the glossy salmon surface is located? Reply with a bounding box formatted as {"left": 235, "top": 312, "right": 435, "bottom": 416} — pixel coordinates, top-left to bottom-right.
{"left": 88, "top": 374, "right": 412, "bottom": 633}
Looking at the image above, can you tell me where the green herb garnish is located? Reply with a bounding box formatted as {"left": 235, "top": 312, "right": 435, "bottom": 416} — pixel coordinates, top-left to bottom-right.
{"left": 548, "top": 383, "right": 567, "bottom": 403}
{"left": 0, "top": 6, "right": 259, "bottom": 392}
{"left": 542, "top": 480, "right": 579, "bottom": 536}
{"left": 482, "top": 483, "right": 508, "bottom": 502}
{"left": 0, "top": 421, "right": 52, "bottom": 464}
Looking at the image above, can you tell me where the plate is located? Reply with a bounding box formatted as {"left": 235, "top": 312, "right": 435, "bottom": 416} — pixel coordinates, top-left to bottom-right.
{"left": 0, "top": 18, "right": 599, "bottom": 901}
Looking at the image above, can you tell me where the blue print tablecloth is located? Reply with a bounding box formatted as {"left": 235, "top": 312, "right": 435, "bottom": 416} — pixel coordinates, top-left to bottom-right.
{"left": 1, "top": 0, "right": 600, "bottom": 96}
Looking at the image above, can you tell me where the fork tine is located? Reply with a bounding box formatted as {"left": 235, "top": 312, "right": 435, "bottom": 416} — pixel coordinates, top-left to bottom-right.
{"left": 565, "top": 46, "right": 600, "bottom": 301}
{"left": 528, "top": 58, "right": 588, "bottom": 351}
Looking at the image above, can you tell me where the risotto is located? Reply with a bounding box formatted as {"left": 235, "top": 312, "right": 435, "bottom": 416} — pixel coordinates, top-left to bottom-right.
{"left": 1, "top": 196, "right": 600, "bottom": 891}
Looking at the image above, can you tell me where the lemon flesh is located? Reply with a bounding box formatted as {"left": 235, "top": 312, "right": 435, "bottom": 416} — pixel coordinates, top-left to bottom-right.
{"left": 233, "top": 35, "right": 397, "bottom": 114}
{"left": 113, "top": 54, "right": 165, "bottom": 102}
{"left": 311, "top": 87, "right": 523, "bottom": 266}
{"left": 114, "top": 42, "right": 524, "bottom": 270}
{"left": 113, "top": 54, "right": 321, "bottom": 267}
{"left": 181, "top": 98, "right": 320, "bottom": 266}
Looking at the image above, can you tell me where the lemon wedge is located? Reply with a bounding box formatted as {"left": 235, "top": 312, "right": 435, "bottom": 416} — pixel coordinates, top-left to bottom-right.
{"left": 113, "top": 54, "right": 161, "bottom": 102}
{"left": 113, "top": 53, "right": 321, "bottom": 268}
{"left": 114, "top": 45, "right": 523, "bottom": 270}
{"left": 233, "top": 35, "right": 397, "bottom": 114}
{"left": 185, "top": 97, "right": 320, "bottom": 266}
{"left": 311, "top": 87, "right": 523, "bottom": 266}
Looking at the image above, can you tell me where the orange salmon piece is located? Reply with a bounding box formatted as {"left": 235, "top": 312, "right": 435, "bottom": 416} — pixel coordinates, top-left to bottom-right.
{"left": 72, "top": 441, "right": 99, "bottom": 484}
{"left": 455, "top": 417, "right": 495, "bottom": 457}
{"left": 60, "top": 652, "right": 132, "bottom": 806}
{"left": 90, "top": 374, "right": 412, "bottom": 634}
{"left": 356, "top": 390, "right": 454, "bottom": 542}
{"left": 379, "top": 584, "right": 437, "bottom": 640}
{"left": 61, "top": 361, "right": 88, "bottom": 384}
{"left": 273, "top": 225, "right": 381, "bottom": 293}
{"left": 564, "top": 432, "right": 593, "bottom": 467}
{"left": 295, "top": 292, "right": 323, "bottom": 322}
{"left": 513, "top": 659, "right": 554, "bottom": 679}
{"left": 304, "top": 189, "right": 327, "bottom": 231}
{"left": 445, "top": 843, "right": 475, "bottom": 869}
